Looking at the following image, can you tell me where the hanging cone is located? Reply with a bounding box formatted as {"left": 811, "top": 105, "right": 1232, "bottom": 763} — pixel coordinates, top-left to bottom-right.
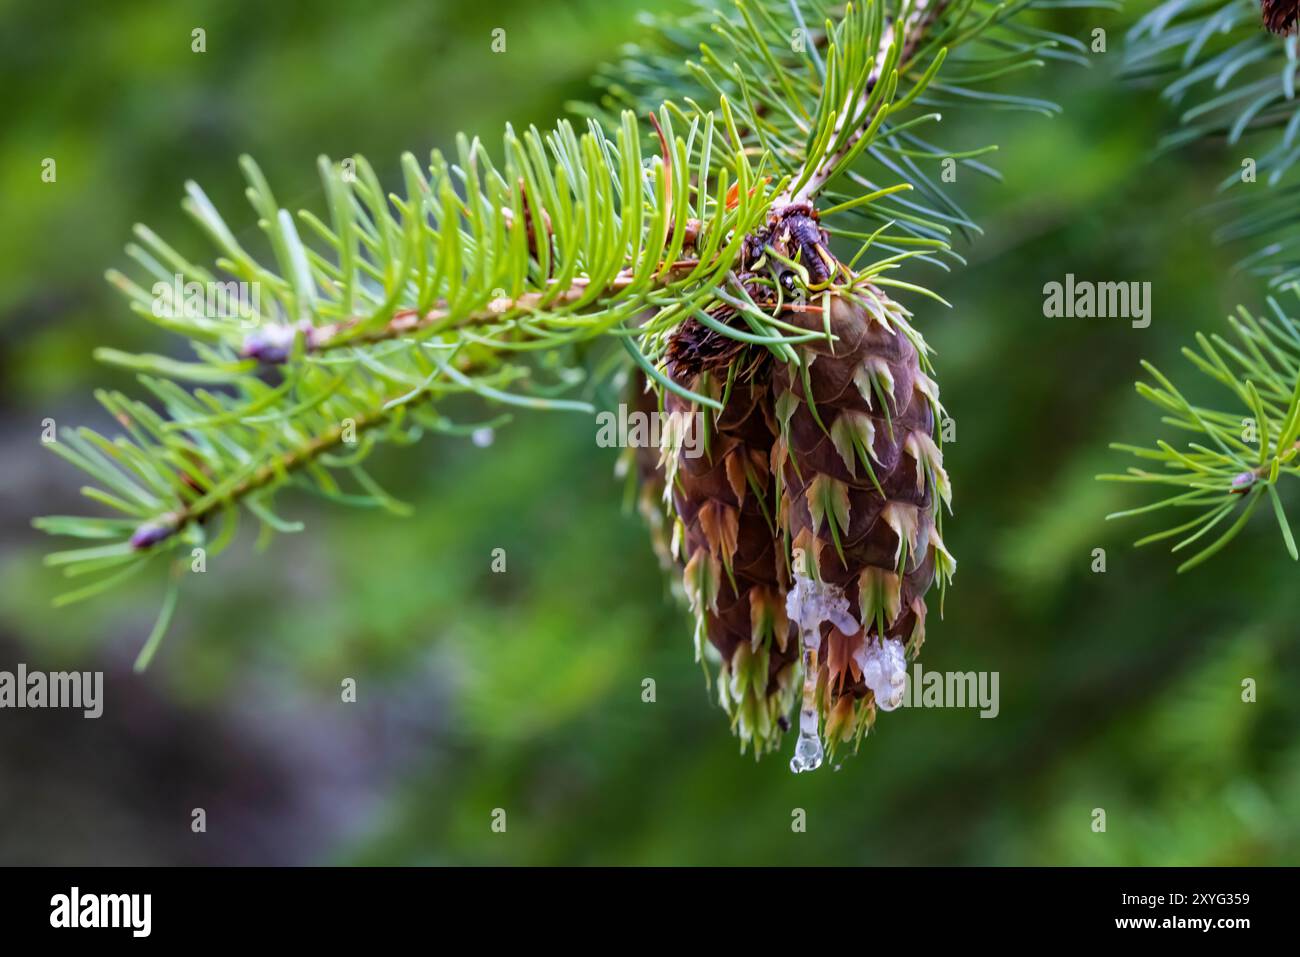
{"left": 640, "top": 201, "right": 956, "bottom": 765}
{"left": 771, "top": 288, "right": 954, "bottom": 758}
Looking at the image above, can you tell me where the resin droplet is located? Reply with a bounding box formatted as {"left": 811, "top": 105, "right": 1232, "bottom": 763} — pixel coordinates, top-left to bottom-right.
{"left": 785, "top": 570, "right": 856, "bottom": 774}
{"left": 789, "top": 626, "right": 824, "bottom": 773}
{"left": 784, "top": 573, "right": 858, "bottom": 636}
{"left": 855, "top": 637, "right": 908, "bottom": 712}
{"left": 789, "top": 674, "right": 824, "bottom": 773}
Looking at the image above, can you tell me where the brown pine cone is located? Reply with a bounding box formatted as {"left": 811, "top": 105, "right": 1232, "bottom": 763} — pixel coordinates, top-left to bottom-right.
{"left": 665, "top": 365, "right": 800, "bottom": 755}
{"left": 771, "top": 288, "right": 954, "bottom": 766}
{"left": 642, "top": 260, "right": 955, "bottom": 767}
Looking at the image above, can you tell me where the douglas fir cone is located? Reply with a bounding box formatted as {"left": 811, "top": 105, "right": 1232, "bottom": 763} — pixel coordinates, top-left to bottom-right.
{"left": 643, "top": 206, "right": 955, "bottom": 771}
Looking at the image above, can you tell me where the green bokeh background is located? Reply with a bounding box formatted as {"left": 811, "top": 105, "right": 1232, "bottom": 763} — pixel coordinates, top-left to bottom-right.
{"left": 1, "top": 0, "right": 1297, "bottom": 865}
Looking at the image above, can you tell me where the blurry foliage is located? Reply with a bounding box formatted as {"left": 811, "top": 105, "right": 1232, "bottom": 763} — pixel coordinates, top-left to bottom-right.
{"left": 1106, "top": 2, "right": 1300, "bottom": 571}
{"left": 0, "top": 0, "right": 1297, "bottom": 864}
{"left": 1127, "top": 0, "right": 1300, "bottom": 286}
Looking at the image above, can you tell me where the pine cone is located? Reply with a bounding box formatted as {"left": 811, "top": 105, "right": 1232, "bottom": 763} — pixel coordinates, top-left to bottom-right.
{"left": 771, "top": 289, "right": 954, "bottom": 768}
{"left": 1262, "top": 0, "right": 1299, "bottom": 35}
{"left": 646, "top": 254, "right": 955, "bottom": 767}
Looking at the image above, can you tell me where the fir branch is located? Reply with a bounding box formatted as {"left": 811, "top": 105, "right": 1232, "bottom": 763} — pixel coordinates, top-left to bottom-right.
{"left": 1127, "top": 0, "right": 1300, "bottom": 285}
{"left": 123, "top": 366, "right": 453, "bottom": 553}
{"left": 779, "top": 0, "right": 952, "bottom": 208}
{"left": 1101, "top": 288, "right": 1300, "bottom": 570}
{"left": 592, "top": 0, "right": 1113, "bottom": 264}
{"left": 36, "top": 0, "right": 1094, "bottom": 659}
{"left": 1106, "top": 2, "right": 1300, "bottom": 570}
{"left": 241, "top": 260, "right": 708, "bottom": 360}
{"left": 39, "top": 101, "right": 788, "bottom": 613}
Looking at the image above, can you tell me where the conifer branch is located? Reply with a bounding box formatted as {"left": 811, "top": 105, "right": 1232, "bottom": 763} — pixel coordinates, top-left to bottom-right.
{"left": 36, "top": 0, "right": 1101, "bottom": 660}
{"left": 779, "top": 0, "right": 951, "bottom": 208}
{"left": 1101, "top": 288, "right": 1300, "bottom": 570}
{"left": 1106, "top": 2, "right": 1300, "bottom": 568}
{"left": 1127, "top": 0, "right": 1300, "bottom": 285}
{"left": 240, "top": 260, "right": 707, "bottom": 361}
{"left": 593, "top": 0, "right": 1109, "bottom": 266}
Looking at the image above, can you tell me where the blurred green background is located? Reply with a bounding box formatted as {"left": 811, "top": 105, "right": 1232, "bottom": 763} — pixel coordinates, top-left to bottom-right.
{"left": 1, "top": 0, "right": 1297, "bottom": 865}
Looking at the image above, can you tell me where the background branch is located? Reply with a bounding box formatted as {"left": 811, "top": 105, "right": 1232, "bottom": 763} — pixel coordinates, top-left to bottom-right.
{"left": 781, "top": 0, "right": 952, "bottom": 208}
